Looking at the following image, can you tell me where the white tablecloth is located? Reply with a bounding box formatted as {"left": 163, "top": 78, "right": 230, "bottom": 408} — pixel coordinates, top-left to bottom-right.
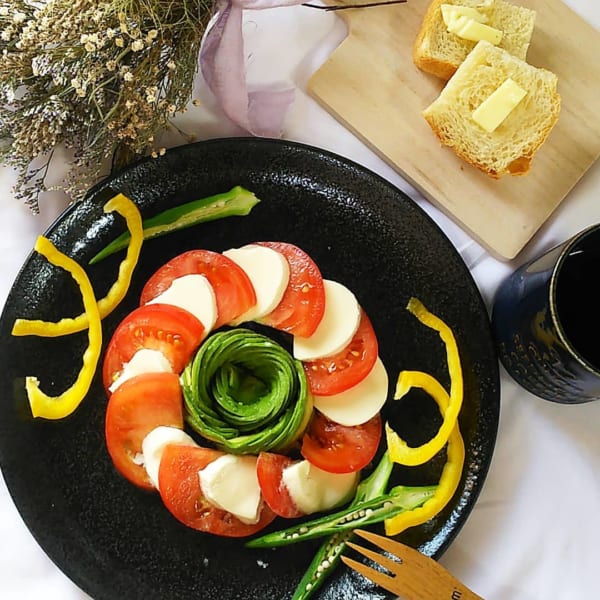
{"left": 1, "top": 2, "right": 599, "bottom": 599}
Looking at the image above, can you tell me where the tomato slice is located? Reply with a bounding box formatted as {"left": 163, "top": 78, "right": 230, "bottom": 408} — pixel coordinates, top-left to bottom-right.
{"left": 139, "top": 249, "right": 256, "bottom": 328}
{"left": 301, "top": 410, "right": 382, "bottom": 474}
{"left": 303, "top": 309, "right": 378, "bottom": 396}
{"left": 102, "top": 303, "right": 205, "bottom": 392}
{"left": 105, "top": 372, "right": 184, "bottom": 490}
{"left": 256, "top": 452, "right": 304, "bottom": 518}
{"left": 255, "top": 242, "right": 325, "bottom": 337}
{"left": 158, "top": 444, "right": 276, "bottom": 537}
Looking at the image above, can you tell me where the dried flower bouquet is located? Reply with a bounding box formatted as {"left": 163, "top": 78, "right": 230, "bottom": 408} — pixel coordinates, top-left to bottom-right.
{"left": 0, "top": 0, "right": 213, "bottom": 211}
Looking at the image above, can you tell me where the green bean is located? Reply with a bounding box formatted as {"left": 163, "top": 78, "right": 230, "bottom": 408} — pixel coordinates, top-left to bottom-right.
{"left": 89, "top": 186, "right": 260, "bottom": 264}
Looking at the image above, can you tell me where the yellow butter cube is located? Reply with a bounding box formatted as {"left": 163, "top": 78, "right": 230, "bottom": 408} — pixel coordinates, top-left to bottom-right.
{"left": 447, "top": 15, "right": 503, "bottom": 45}
{"left": 472, "top": 78, "right": 527, "bottom": 133}
{"left": 440, "top": 4, "right": 488, "bottom": 27}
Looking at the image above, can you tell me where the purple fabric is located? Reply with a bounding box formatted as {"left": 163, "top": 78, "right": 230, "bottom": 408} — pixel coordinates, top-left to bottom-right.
{"left": 200, "top": 0, "right": 304, "bottom": 138}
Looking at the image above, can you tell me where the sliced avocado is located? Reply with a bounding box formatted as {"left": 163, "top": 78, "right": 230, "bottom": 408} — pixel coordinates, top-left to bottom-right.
{"left": 182, "top": 328, "right": 313, "bottom": 454}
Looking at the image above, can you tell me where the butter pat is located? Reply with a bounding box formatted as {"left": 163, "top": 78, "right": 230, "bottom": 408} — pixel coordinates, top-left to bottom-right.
{"left": 447, "top": 15, "right": 503, "bottom": 45}
{"left": 440, "top": 4, "right": 488, "bottom": 27}
{"left": 472, "top": 78, "right": 527, "bottom": 133}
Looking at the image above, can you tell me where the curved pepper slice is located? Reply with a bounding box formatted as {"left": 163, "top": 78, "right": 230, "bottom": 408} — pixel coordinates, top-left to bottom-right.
{"left": 384, "top": 371, "right": 465, "bottom": 536}
{"left": 23, "top": 236, "right": 102, "bottom": 420}
{"left": 385, "top": 297, "right": 463, "bottom": 466}
{"left": 12, "top": 193, "right": 143, "bottom": 337}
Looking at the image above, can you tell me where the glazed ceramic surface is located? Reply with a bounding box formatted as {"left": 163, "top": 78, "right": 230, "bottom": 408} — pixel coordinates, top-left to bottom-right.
{"left": 0, "top": 138, "right": 499, "bottom": 600}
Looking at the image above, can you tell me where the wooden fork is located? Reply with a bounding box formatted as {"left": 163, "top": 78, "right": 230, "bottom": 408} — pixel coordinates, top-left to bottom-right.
{"left": 341, "top": 529, "right": 484, "bottom": 600}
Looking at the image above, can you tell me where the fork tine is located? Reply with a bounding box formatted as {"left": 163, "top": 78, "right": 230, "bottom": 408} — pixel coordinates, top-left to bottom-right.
{"left": 345, "top": 540, "right": 402, "bottom": 574}
{"left": 340, "top": 555, "right": 400, "bottom": 591}
{"left": 354, "top": 529, "right": 428, "bottom": 566}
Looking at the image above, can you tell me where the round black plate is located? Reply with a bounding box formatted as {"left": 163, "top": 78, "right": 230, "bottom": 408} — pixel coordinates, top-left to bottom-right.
{"left": 0, "top": 138, "right": 499, "bottom": 600}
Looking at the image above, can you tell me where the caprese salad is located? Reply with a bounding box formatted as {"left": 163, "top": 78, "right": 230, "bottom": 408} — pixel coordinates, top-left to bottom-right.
{"left": 103, "top": 242, "right": 389, "bottom": 538}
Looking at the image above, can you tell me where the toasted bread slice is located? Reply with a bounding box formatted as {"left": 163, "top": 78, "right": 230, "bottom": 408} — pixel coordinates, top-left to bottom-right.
{"left": 422, "top": 40, "right": 561, "bottom": 178}
{"left": 414, "top": 0, "right": 536, "bottom": 80}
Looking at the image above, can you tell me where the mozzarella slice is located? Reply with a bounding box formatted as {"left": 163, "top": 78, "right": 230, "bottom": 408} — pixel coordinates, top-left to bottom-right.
{"left": 223, "top": 244, "right": 289, "bottom": 323}
{"left": 146, "top": 273, "right": 217, "bottom": 332}
{"left": 109, "top": 348, "right": 172, "bottom": 393}
{"left": 142, "top": 426, "right": 198, "bottom": 489}
{"left": 281, "top": 460, "right": 358, "bottom": 515}
{"left": 313, "top": 357, "right": 388, "bottom": 426}
{"left": 198, "top": 454, "right": 262, "bottom": 524}
{"left": 293, "top": 280, "right": 361, "bottom": 361}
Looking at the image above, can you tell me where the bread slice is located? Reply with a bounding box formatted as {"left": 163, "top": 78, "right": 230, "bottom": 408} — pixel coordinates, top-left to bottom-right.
{"left": 413, "top": 0, "right": 536, "bottom": 80}
{"left": 422, "top": 40, "right": 561, "bottom": 178}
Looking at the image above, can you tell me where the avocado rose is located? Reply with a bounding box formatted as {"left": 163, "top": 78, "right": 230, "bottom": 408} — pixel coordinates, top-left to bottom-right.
{"left": 181, "top": 328, "right": 313, "bottom": 454}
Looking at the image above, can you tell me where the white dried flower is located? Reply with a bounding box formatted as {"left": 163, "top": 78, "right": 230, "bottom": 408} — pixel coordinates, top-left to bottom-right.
{"left": 131, "top": 39, "right": 144, "bottom": 52}
{"left": 13, "top": 11, "right": 27, "bottom": 24}
{"left": 115, "top": 37, "right": 124, "bottom": 47}
{"left": 123, "top": 71, "right": 133, "bottom": 82}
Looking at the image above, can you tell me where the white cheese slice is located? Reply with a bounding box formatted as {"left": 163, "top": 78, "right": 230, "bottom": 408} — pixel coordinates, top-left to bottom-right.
{"left": 146, "top": 273, "right": 217, "bottom": 332}
{"left": 223, "top": 244, "right": 290, "bottom": 323}
{"left": 198, "top": 454, "right": 262, "bottom": 524}
{"left": 293, "top": 279, "right": 361, "bottom": 361}
{"left": 312, "top": 357, "right": 389, "bottom": 426}
{"left": 281, "top": 460, "right": 358, "bottom": 515}
{"left": 142, "top": 426, "right": 198, "bottom": 489}
{"left": 109, "top": 348, "right": 172, "bottom": 393}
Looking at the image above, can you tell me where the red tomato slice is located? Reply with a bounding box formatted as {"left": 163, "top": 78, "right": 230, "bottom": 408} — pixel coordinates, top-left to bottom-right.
{"left": 301, "top": 411, "right": 382, "bottom": 474}
{"left": 105, "top": 372, "right": 184, "bottom": 490}
{"left": 139, "top": 249, "right": 256, "bottom": 328}
{"left": 256, "top": 452, "right": 304, "bottom": 518}
{"left": 102, "top": 303, "right": 205, "bottom": 392}
{"left": 255, "top": 242, "right": 325, "bottom": 337}
{"left": 303, "top": 309, "right": 378, "bottom": 396}
{"left": 158, "top": 444, "right": 276, "bottom": 537}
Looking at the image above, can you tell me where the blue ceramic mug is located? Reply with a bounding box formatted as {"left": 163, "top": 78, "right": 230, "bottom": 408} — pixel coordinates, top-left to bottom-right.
{"left": 492, "top": 224, "right": 600, "bottom": 403}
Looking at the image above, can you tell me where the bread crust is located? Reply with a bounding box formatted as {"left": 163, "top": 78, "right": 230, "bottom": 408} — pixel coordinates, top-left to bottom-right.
{"left": 413, "top": 0, "right": 470, "bottom": 80}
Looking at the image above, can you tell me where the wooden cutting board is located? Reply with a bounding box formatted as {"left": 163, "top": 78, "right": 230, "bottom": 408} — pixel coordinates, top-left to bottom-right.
{"left": 308, "top": 0, "right": 600, "bottom": 259}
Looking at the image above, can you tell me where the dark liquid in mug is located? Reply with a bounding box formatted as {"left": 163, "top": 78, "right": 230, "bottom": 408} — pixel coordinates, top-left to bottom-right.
{"left": 555, "top": 231, "right": 600, "bottom": 369}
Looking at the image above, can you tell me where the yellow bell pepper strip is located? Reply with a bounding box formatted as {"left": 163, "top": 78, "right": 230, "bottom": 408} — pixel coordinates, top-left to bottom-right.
{"left": 12, "top": 193, "right": 142, "bottom": 338}
{"left": 385, "top": 297, "right": 464, "bottom": 466}
{"left": 23, "top": 236, "right": 102, "bottom": 420}
{"left": 384, "top": 371, "right": 465, "bottom": 536}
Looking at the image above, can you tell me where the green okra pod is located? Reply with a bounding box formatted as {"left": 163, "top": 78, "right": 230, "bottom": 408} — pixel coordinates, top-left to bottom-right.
{"left": 89, "top": 185, "right": 260, "bottom": 264}
{"left": 290, "top": 451, "right": 396, "bottom": 600}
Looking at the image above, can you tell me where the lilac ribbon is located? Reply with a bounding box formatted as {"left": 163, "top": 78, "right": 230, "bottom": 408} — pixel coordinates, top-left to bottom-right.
{"left": 200, "top": 0, "right": 306, "bottom": 138}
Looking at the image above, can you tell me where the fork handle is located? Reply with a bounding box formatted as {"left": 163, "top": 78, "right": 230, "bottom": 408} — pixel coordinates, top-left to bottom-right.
{"left": 415, "top": 565, "right": 484, "bottom": 600}
{"left": 447, "top": 582, "right": 484, "bottom": 600}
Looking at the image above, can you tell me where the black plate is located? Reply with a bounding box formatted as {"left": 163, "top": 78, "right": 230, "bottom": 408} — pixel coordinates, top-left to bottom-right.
{"left": 0, "top": 138, "right": 499, "bottom": 600}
